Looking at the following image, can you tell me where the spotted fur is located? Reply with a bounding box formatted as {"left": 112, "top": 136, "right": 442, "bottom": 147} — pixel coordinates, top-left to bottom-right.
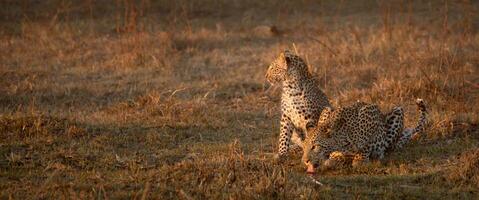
{"left": 266, "top": 50, "right": 331, "bottom": 159}
{"left": 302, "top": 99, "right": 428, "bottom": 171}
{"left": 394, "top": 99, "right": 428, "bottom": 149}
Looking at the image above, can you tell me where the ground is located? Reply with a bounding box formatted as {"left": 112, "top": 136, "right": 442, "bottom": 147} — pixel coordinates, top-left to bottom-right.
{"left": 0, "top": 0, "right": 478, "bottom": 199}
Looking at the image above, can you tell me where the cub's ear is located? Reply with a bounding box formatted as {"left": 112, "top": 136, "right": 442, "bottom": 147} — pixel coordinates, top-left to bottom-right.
{"left": 283, "top": 50, "right": 293, "bottom": 65}
{"left": 306, "top": 121, "right": 316, "bottom": 133}
{"left": 318, "top": 107, "right": 332, "bottom": 125}
{"left": 285, "top": 55, "right": 292, "bottom": 65}
{"left": 276, "top": 52, "right": 287, "bottom": 66}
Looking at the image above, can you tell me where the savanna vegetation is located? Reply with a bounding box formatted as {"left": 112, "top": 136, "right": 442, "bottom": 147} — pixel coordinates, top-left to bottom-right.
{"left": 0, "top": 0, "right": 478, "bottom": 199}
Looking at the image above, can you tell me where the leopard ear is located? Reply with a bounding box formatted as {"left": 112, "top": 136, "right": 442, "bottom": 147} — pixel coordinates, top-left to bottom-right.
{"left": 306, "top": 121, "right": 315, "bottom": 133}
{"left": 283, "top": 50, "right": 293, "bottom": 65}
{"left": 318, "top": 107, "right": 332, "bottom": 125}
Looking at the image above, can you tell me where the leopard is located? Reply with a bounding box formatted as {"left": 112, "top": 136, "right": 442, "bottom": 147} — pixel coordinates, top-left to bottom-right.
{"left": 302, "top": 99, "right": 428, "bottom": 173}
{"left": 265, "top": 50, "right": 331, "bottom": 160}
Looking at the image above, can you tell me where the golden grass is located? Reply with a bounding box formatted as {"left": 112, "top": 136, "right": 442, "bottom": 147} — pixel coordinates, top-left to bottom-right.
{"left": 446, "top": 148, "right": 479, "bottom": 188}
{"left": 0, "top": 115, "right": 86, "bottom": 139}
{"left": 0, "top": 0, "right": 478, "bottom": 199}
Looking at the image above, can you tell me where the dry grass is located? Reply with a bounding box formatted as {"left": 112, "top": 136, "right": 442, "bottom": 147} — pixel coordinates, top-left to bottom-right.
{"left": 0, "top": 0, "right": 478, "bottom": 199}
{"left": 446, "top": 148, "right": 479, "bottom": 188}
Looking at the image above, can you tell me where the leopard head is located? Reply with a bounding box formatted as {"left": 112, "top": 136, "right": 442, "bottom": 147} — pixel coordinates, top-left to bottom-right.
{"left": 302, "top": 133, "right": 332, "bottom": 174}
{"left": 302, "top": 107, "right": 336, "bottom": 173}
{"left": 265, "top": 50, "right": 307, "bottom": 84}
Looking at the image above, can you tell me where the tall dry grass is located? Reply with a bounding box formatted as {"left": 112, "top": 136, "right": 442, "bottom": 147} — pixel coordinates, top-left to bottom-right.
{"left": 0, "top": 0, "right": 478, "bottom": 198}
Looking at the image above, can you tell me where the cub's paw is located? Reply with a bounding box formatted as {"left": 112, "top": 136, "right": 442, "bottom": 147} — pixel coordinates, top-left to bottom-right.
{"left": 322, "top": 159, "right": 338, "bottom": 170}
{"left": 273, "top": 153, "right": 286, "bottom": 164}
{"left": 352, "top": 155, "right": 369, "bottom": 168}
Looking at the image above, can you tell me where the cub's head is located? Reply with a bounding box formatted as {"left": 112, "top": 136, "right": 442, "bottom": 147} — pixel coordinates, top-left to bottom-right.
{"left": 265, "top": 50, "right": 306, "bottom": 84}
{"left": 302, "top": 134, "right": 331, "bottom": 174}
{"left": 302, "top": 107, "right": 335, "bottom": 174}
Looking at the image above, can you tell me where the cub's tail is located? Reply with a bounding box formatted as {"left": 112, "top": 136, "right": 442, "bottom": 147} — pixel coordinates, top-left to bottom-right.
{"left": 395, "top": 99, "right": 428, "bottom": 149}
{"left": 412, "top": 98, "right": 428, "bottom": 135}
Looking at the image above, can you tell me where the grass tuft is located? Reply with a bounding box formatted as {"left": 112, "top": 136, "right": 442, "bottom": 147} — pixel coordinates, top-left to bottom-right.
{"left": 446, "top": 148, "right": 479, "bottom": 188}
